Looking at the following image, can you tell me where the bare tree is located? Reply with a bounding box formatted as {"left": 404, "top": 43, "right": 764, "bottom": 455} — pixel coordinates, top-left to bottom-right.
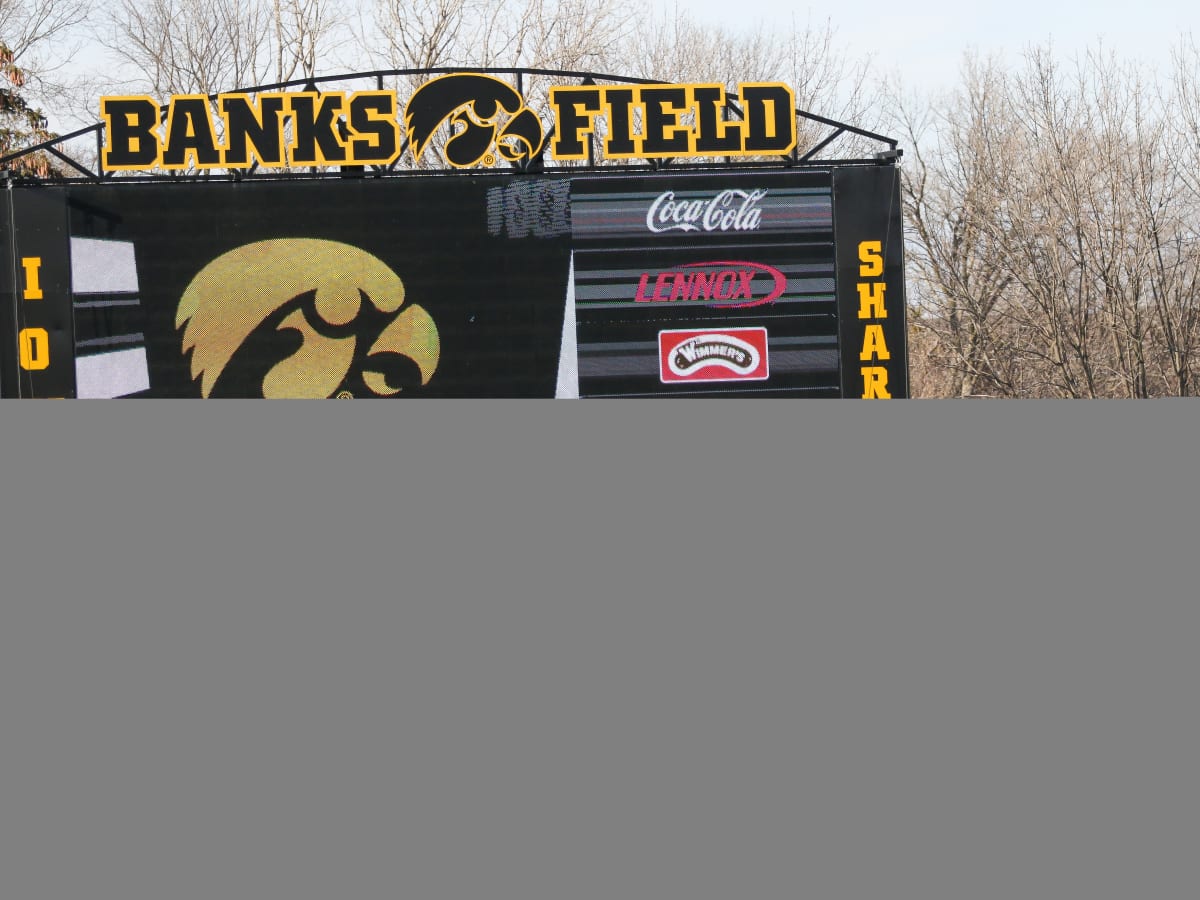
{"left": 0, "top": 0, "right": 94, "bottom": 168}
{"left": 369, "top": 0, "right": 634, "bottom": 72}
{"left": 1155, "top": 36, "right": 1200, "bottom": 395}
{"left": 272, "top": 0, "right": 345, "bottom": 84}
{"left": 103, "top": 0, "right": 273, "bottom": 95}
{"left": 782, "top": 14, "right": 876, "bottom": 137}
{"left": 103, "top": 0, "right": 347, "bottom": 96}
{"left": 504, "top": 0, "right": 635, "bottom": 71}
{"left": 371, "top": 0, "right": 471, "bottom": 71}
{"left": 891, "top": 54, "right": 1023, "bottom": 396}
{"left": 896, "top": 41, "right": 1200, "bottom": 397}
{"left": 0, "top": 0, "right": 88, "bottom": 77}
{"left": 628, "top": 9, "right": 877, "bottom": 158}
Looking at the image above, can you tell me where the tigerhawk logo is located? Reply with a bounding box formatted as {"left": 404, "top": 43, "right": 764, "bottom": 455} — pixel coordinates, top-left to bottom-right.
{"left": 405, "top": 73, "right": 546, "bottom": 168}
{"left": 177, "top": 239, "right": 440, "bottom": 398}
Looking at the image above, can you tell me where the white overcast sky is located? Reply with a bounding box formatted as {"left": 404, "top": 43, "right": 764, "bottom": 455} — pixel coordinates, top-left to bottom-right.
{"left": 680, "top": 0, "right": 1194, "bottom": 92}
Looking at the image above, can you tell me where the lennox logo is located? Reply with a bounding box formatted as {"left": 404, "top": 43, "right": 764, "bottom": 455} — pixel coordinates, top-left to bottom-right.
{"left": 635, "top": 260, "right": 785, "bottom": 308}
{"left": 659, "top": 327, "right": 770, "bottom": 384}
{"left": 646, "top": 189, "right": 767, "bottom": 234}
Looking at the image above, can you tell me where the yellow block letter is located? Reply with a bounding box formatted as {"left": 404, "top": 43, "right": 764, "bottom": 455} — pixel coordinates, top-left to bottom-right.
{"left": 858, "top": 240, "right": 883, "bottom": 278}
{"left": 22, "top": 257, "right": 43, "bottom": 300}
{"left": 861, "top": 366, "right": 891, "bottom": 399}
{"left": 859, "top": 324, "right": 891, "bottom": 362}
{"left": 857, "top": 282, "right": 887, "bottom": 319}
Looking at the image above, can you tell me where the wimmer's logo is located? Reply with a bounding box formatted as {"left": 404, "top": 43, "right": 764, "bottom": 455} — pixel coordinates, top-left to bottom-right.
{"left": 659, "top": 327, "right": 770, "bottom": 384}
{"left": 100, "top": 75, "right": 796, "bottom": 171}
{"left": 177, "top": 239, "right": 440, "bottom": 398}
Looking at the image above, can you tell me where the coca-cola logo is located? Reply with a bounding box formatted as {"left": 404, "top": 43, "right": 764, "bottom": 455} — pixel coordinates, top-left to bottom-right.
{"left": 646, "top": 189, "right": 767, "bottom": 234}
{"left": 659, "top": 327, "right": 770, "bottom": 383}
{"left": 634, "top": 260, "right": 786, "bottom": 309}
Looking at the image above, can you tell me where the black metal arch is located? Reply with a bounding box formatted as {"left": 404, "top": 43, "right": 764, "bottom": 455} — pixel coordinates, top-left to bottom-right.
{"left": 0, "top": 67, "right": 900, "bottom": 183}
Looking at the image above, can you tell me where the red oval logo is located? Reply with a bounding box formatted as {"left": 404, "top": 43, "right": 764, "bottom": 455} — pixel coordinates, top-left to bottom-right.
{"left": 633, "top": 260, "right": 786, "bottom": 309}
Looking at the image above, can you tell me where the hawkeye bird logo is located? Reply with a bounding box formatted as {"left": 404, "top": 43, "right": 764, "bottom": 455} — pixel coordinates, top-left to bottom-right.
{"left": 177, "top": 239, "right": 439, "bottom": 398}
{"left": 405, "top": 73, "right": 546, "bottom": 168}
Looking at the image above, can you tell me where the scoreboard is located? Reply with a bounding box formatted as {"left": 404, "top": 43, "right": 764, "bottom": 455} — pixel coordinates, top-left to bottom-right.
{"left": 0, "top": 165, "right": 906, "bottom": 398}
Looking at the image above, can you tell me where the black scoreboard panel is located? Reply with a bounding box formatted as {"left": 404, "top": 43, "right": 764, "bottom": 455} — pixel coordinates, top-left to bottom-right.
{"left": 0, "top": 166, "right": 905, "bottom": 398}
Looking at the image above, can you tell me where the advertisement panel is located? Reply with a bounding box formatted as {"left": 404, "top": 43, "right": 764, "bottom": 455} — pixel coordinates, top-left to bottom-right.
{"left": 0, "top": 166, "right": 905, "bottom": 398}
{"left": 570, "top": 170, "right": 842, "bottom": 397}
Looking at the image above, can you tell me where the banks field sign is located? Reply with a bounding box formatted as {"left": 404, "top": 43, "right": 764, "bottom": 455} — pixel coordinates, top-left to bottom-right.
{"left": 0, "top": 68, "right": 907, "bottom": 398}
{"left": 99, "top": 76, "right": 798, "bottom": 172}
